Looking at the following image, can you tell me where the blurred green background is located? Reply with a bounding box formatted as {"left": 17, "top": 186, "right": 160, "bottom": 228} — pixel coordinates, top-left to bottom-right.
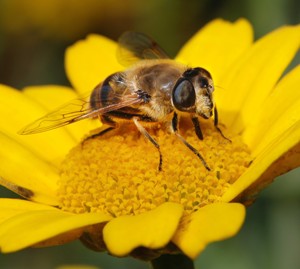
{"left": 0, "top": 0, "right": 299, "bottom": 268}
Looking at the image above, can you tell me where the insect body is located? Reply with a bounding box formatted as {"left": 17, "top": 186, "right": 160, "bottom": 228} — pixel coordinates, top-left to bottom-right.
{"left": 20, "top": 32, "right": 225, "bottom": 171}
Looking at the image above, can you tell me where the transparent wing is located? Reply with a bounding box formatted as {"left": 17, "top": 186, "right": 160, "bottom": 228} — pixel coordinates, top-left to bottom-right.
{"left": 117, "top": 31, "right": 170, "bottom": 67}
{"left": 19, "top": 93, "right": 142, "bottom": 135}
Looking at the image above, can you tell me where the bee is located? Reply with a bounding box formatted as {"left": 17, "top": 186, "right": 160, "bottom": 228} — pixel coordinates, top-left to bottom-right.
{"left": 20, "top": 32, "right": 228, "bottom": 171}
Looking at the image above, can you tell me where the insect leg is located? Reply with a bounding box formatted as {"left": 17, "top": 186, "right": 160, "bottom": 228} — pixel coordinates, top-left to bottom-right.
{"left": 214, "top": 106, "right": 231, "bottom": 142}
{"left": 172, "top": 113, "right": 210, "bottom": 171}
{"left": 133, "top": 117, "right": 162, "bottom": 171}
{"left": 82, "top": 115, "right": 117, "bottom": 145}
{"left": 191, "top": 116, "right": 203, "bottom": 140}
{"left": 84, "top": 126, "right": 115, "bottom": 141}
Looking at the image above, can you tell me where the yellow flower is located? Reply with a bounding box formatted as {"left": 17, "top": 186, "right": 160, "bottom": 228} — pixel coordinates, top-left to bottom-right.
{"left": 0, "top": 18, "right": 299, "bottom": 264}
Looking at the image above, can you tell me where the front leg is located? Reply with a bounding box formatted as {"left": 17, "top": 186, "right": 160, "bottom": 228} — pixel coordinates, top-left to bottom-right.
{"left": 191, "top": 116, "right": 203, "bottom": 140}
{"left": 214, "top": 106, "right": 231, "bottom": 142}
{"left": 171, "top": 113, "right": 210, "bottom": 171}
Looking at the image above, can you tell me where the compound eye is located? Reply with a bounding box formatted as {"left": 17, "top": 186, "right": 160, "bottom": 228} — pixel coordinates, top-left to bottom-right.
{"left": 172, "top": 79, "right": 196, "bottom": 111}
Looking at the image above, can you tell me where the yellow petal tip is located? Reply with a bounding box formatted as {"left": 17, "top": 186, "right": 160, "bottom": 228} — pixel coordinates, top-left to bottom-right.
{"left": 103, "top": 202, "right": 184, "bottom": 257}
{"left": 172, "top": 203, "right": 245, "bottom": 259}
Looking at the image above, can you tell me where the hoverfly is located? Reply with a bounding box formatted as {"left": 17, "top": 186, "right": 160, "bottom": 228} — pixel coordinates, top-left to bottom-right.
{"left": 20, "top": 31, "right": 228, "bottom": 171}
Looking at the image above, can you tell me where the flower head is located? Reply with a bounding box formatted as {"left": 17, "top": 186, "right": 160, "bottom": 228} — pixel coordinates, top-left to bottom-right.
{"left": 0, "top": 19, "right": 299, "bottom": 262}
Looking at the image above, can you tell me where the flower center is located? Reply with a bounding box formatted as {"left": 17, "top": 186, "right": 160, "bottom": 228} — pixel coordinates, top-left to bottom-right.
{"left": 58, "top": 120, "right": 251, "bottom": 217}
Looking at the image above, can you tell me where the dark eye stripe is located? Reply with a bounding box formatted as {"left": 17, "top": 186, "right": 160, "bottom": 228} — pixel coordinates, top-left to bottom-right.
{"left": 198, "top": 77, "right": 209, "bottom": 88}
{"left": 183, "top": 68, "right": 201, "bottom": 78}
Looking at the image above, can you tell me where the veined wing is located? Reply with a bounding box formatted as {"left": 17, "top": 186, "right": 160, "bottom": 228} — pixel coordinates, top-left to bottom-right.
{"left": 19, "top": 94, "right": 143, "bottom": 135}
{"left": 117, "top": 31, "right": 170, "bottom": 67}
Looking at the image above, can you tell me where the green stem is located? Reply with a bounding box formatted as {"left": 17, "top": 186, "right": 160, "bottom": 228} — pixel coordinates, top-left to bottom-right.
{"left": 150, "top": 254, "right": 195, "bottom": 269}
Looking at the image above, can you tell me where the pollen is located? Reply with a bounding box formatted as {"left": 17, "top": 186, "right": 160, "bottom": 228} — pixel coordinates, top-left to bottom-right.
{"left": 58, "top": 120, "right": 252, "bottom": 217}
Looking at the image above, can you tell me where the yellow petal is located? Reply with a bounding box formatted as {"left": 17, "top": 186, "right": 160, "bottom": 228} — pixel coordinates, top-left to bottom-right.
{"left": 0, "top": 84, "right": 76, "bottom": 166}
{"left": 0, "top": 203, "right": 112, "bottom": 253}
{"left": 232, "top": 142, "right": 300, "bottom": 206}
{"left": 0, "top": 198, "right": 58, "bottom": 223}
{"left": 0, "top": 132, "right": 59, "bottom": 205}
{"left": 176, "top": 18, "right": 253, "bottom": 85}
{"left": 242, "top": 65, "right": 300, "bottom": 151}
{"left": 248, "top": 84, "right": 300, "bottom": 158}
{"left": 172, "top": 203, "right": 245, "bottom": 259}
{"left": 23, "top": 85, "right": 78, "bottom": 110}
{"left": 65, "top": 34, "right": 123, "bottom": 95}
{"left": 222, "top": 119, "right": 300, "bottom": 202}
{"left": 219, "top": 25, "right": 300, "bottom": 131}
{"left": 23, "top": 85, "right": 100, "bottom": 142}
{"left": 103, "top": 202, "right": 183, "bottom": 257}
{"left": 251, "top": 89, "right": 300, "bottom": 159}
